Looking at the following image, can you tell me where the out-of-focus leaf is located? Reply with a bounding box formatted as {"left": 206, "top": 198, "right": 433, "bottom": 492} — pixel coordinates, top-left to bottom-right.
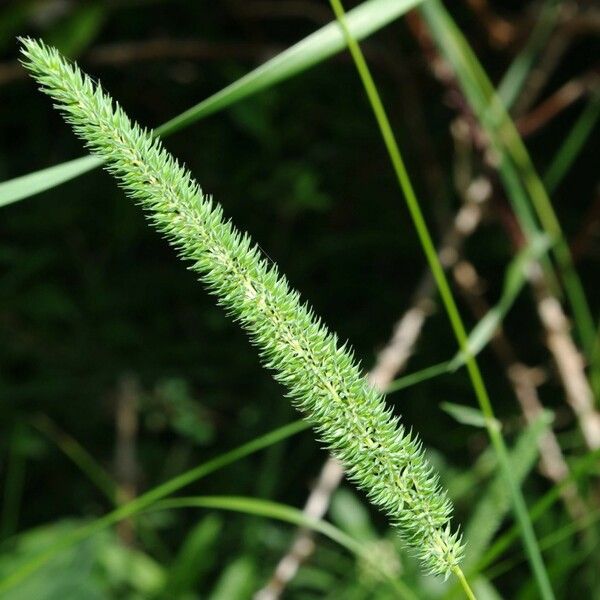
{"left": 164, "top": 515, "right": 223, "bottom": 596}
{"left": 441, "top": 402, "right": 497, "bottom": 429}
{"left": 330, "top": 488, "right": 377, "bottom": 542}
{"left": 208, "top": 556, "right": 256, "bottom": 600}
{"left": 46, "top": 3, "right": 105, "bottom": 58}
{"left": 98, "top": 540, "right": 165, "bottom": 595}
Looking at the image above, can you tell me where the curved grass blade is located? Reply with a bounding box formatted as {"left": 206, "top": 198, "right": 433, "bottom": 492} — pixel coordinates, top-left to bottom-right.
{"left": 149, "top": 496, "right": 418, "bottom": 600}
{"left": 0, "top": 0, "right": 423, "bottom": 208}
{"left": 0, "top": 419, "right": 309, "bottom": 594}
{"left": 0, "top": 155, "right": 101, "bottom": 208}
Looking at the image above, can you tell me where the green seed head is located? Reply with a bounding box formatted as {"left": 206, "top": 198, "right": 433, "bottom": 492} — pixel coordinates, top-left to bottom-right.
{"left": 20, "top": 37, "right": 464, "bottom": 578}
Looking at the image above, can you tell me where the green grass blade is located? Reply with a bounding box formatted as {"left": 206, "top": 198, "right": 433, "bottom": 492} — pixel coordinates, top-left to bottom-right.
{"left": 0, "top": 0, "right": 422, "bottom": 207}
{"left": 151, "top": 496, "right": 418, "bottom": 600}
{"left": 329, "top": 1, "right": 553, "bottom": 596}
{"left": 156, "top": 0, "right": 423, "bottom": 137}
{"left": 496, "top": 0, "right": 561, "bottom": 110}
{"left": 164, "top": 515, "right": 223, "bottom": 596}
{"left": 421, "top": 0, "right": 596, "bottom": 381}
{"left": 0, "top": 419, "right": 309, "bottom": 594}
{"left": 0, "top": 155, "right": 101, "bottom": 208}
{"left": 387, "top": 360, "right": 452, "bottom": 393}
{"left": 543, "top": 90, "right": 600, "bottom": 194}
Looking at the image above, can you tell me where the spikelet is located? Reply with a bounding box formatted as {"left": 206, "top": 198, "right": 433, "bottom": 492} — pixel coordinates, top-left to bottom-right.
{"left": 20, "top": 37, "right": 464, "bottom": 577}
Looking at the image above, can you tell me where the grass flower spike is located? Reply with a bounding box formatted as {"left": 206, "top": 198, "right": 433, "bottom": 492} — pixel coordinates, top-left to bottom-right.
{"left": 20, "top": 37, "right": 463, "bottom": 578}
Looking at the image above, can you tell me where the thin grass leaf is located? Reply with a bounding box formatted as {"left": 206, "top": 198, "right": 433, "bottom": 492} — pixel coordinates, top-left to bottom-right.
{"left": 441, "top": 402, "right": 496, "bottom": 429}
{"left": 387, "top": 360, "right": 451, "bottom": 394}
{"left": 0, "top": 155, "right": 101, "bottom": 208}
{"left": 164, "top": 515, "right": 223, "bottom": 597}
{"left": 0, "top": 419, "right": 309, "bottom": 593}
{"left": 151, "top": 496, "right": 418, "bottom": 600}
{"left": 0, "top": 0, "right": 423, "bottom": 207}
{"left": 208, "top": 556, "right": 256, "bottom": 600}
{"left": 156, "top": 0, "right": 423, "bottom": 137}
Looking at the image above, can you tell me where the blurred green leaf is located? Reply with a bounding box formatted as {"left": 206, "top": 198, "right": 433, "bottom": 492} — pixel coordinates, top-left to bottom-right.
{"left": 46, "top": 3, "right": 105, "bottom": 58}
{"left": 330, "top": 488, "right": 377, "bottom": 542}
{"left": 208, "top": 556, "right": 256, "bottom": 600}
{"left": 441, "top": 402, "right": 494, "bottom": 429}
{"left": 164, "top": 515, "right": 223, "bottom": 596}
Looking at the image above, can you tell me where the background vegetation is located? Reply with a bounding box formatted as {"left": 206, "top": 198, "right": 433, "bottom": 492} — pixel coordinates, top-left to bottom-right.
{"left": 0, "top": 0, "right": 598, "bottom": 598}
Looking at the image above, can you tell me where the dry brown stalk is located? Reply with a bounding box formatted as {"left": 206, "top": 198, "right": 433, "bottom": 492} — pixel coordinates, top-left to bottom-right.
{"left": 528, "top": 265, "right": 600, "bottom": 450}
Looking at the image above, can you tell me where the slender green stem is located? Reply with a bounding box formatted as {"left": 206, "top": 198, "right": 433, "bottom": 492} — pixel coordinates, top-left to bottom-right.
{"left": 452, "top": 566, "right": 477, "bottom": 600}
{"left": 328, "top": 1, "right": 554, "bottom": 598}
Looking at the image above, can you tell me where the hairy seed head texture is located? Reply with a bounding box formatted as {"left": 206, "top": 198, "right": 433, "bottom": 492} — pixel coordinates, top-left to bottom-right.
{"left": 20, "top": 37, "right": 463, "bottom": 578}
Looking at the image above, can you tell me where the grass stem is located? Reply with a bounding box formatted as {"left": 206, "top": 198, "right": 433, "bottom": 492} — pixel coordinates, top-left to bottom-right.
{"left": 453, "top": 566, "right": 477, "bottom": 600}
{"left": 328, "top": 1, "right": 554, "bottom": 598}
